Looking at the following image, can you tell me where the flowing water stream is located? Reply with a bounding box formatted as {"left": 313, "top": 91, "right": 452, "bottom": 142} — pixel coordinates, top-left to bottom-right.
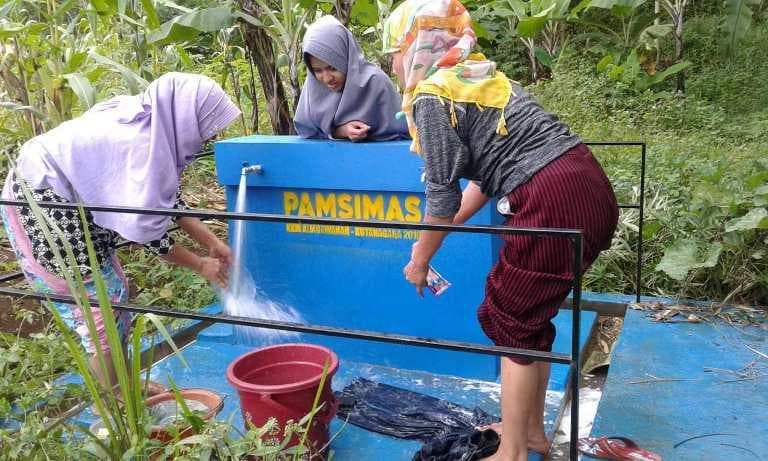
{"left": 222, "top": 171, "right": 304, "bottom": 345}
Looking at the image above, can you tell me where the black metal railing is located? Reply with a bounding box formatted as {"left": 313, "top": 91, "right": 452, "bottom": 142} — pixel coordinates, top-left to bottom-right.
{"left": 0, "top": 200, "right": 585, "bottom": 458}
{"left": 586, "top": 141, "right": 646, "bottom": 303}
{"left": 0, "top": 141, "right": 646, "bottom": 459}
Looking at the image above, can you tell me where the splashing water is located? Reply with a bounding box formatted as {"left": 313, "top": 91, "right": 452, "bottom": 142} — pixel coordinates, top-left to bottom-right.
{"left": 223, "top": 172, "right": 305, "bottom": 345}
{"left": 223, "top": 268, "right": 303, "bottom": 345}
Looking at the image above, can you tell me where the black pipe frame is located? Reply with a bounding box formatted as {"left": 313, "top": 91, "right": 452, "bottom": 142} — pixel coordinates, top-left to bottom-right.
{"left": 585, "top": 141, "right": 646, "bottom": 302}
{"left": 0, "top": 140, "right": 647, "bottom": 459}
{"left": 0, "top": 203, "right": 585, "bottom": 458}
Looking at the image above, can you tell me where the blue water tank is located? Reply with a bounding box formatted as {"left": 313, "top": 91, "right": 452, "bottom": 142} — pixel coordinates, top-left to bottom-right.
{"left": 215, "top": 136, "right": 503, "bottom": 380}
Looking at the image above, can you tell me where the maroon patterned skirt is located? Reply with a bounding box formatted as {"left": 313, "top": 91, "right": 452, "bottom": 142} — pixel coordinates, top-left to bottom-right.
{"left": 477, "top": 144, "right": 618, "bottom": 364}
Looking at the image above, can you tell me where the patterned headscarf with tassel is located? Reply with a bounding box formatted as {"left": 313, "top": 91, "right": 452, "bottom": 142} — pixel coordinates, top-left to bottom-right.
{"left": 383, "top": 0, "right": 515, "bottom": 154}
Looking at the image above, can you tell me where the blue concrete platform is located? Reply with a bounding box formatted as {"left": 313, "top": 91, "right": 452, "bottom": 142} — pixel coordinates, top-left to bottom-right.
{"left": 590, "top": 308, "right": 768, "bottom": 460}
{"left": 73, "top": 309, "right": 594, "bottom": 460}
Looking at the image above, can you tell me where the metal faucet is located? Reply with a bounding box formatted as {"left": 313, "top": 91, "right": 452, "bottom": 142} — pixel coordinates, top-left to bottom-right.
{"left": 241, "top": 162, "right": 263, "bottom": 175}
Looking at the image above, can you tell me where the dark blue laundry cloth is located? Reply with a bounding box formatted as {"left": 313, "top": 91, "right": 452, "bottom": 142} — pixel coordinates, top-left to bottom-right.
{"left": 336, "top": 378, "right": 499, "bottom": 441}
{"left": 412, "top": 428, "right": 500, "bottom": 461}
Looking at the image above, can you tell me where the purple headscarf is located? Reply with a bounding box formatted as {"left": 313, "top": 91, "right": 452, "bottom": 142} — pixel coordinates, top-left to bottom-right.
{"left": 293, "top": 15, "right": 409, "bottom": 140}
{"left": 16, "top": 72, "right": 240, "bottom": 243}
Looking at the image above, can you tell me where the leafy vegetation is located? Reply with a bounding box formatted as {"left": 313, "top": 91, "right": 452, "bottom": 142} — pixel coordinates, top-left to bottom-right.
{"left": 0, "top": 0, "right": 766, "bottom": 456}
{"left": 0, "top": 308, "right": 85, "bottom": 460}
{"left": 0, "top": 326, "right": 81, "bottom": 419}
{"left": 0, "top": 0, "right": 763, "bottom": 334}
{"left": 533, "top": 14, "right": 768, "bottom": 303}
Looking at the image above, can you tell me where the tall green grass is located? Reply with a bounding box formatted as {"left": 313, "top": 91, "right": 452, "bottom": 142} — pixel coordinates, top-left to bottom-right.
{"left": 532, "top": 16, "right": 768, "bottom": 304}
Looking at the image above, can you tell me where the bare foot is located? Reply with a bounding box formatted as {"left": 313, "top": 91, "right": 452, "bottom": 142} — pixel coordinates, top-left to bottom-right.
{"left": 478, "top": 423, "right": 551, "bottom": 455}
{"left": 527, "top": 434, "right": 551, "bottom": 455}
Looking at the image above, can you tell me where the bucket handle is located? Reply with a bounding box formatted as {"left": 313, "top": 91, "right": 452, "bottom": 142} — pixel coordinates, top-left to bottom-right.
{"left": 257, "top": 392, "right": 338, "bottom": 425}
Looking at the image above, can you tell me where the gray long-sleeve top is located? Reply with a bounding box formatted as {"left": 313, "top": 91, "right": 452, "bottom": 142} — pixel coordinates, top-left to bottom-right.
{"left": 413, "top": 86, "right": 581, "bottom": 217}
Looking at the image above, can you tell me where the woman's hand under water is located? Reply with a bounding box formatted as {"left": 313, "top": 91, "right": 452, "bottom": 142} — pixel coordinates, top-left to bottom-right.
{"left": 209, "top": 240, "right": 233, "bottom": 268}
{"left": 198, "top": 256, "right": 229, "bottom": 288}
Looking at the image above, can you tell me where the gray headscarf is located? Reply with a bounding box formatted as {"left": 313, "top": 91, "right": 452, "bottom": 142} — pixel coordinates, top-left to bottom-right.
{"left": 293, "top": 15, "right": 409, "bottom": 140}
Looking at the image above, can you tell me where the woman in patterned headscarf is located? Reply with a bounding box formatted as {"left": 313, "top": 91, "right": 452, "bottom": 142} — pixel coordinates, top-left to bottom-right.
{"left": 387, "top": 2, "right": 619, "bottom": 459}
{"left": 2, "top": 73, "right": 240, "bottom": 388}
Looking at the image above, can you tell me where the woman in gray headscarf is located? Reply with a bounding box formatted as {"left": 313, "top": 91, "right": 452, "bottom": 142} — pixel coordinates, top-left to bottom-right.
{"left": 294, "top": 15, "right": 409, "bottom": 141}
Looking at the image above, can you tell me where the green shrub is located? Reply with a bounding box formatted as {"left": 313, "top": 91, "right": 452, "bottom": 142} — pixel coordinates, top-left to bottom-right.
{"left": 532, "top": 19, "right": 768, "bottom": 303}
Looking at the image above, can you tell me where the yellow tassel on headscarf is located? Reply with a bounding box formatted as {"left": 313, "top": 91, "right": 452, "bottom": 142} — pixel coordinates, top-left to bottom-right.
{"left": 412, "top": 133, "right": 422, "bottom": 154}
{"left": 414, "top": 67, "right": 514, "bottom": 136}
{"left": 496, "top": 112, "right": 509, "bottom": 137}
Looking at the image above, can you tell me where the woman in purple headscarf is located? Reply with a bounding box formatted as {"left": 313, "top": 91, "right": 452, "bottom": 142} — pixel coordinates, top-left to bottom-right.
{"left": 293, "top": 15, "right": 409, "bottom": 141}
{"left": 1, "top": 72, "right": 241, "bottom": 387}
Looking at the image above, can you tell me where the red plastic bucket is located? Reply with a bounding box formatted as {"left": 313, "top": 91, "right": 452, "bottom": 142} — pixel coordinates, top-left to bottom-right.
{"left": 226, "top": 343, "right": 339, "bottom": 458}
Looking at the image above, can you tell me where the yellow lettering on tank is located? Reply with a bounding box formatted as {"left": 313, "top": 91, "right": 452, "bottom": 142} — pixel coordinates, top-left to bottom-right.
{"left": 298, "top": 192, "right": 315, "bottom": 217}
{"left": 385, "top": 196, "right": 405, "bottom": 221}
{"left": 283, "top": 192, "right": 299, "bottom": 215}
{"left": 353, "top": 194, "right": 362, "bottom": 218}
{"left": 315, "top": 193, "right": 337, "bottom": 218}
{"left": 338, "top": 193, "right": 353, "bottom": 218}
{"left": 404, "top": 196, "right": 422, "bottom": 222}
{"left": 362, "top": 195, "right": 385, "bottom": 220}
